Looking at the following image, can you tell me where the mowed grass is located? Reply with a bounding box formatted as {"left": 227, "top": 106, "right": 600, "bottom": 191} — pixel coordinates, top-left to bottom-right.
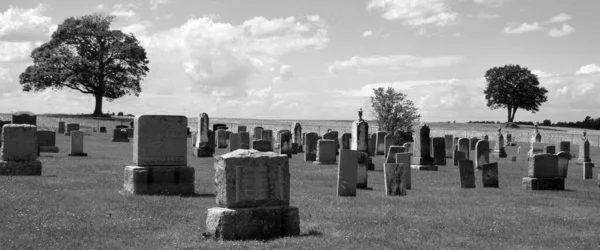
{"left": 1, "top": 132, "right": 600, "bottom": 249}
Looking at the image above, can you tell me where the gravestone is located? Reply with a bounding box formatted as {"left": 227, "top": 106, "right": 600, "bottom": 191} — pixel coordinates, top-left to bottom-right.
{"left": 192, "top": 131, "right": 197, "bottom": 146}
{"left": 431, "top": 137, "right": 446, "bottom": 165}
{"left": 292, "top": 122, "right": 302, "bottom": 152}
{"left": 313, "top": 140, "right": 336, "bottom": 165}
{"left": 252, "top": 140, "right": 272, "bottom": 152}
{"left": 522, "top": 154, "right": 564, "bottom": 190}
{"left": 304, "top": 133, "right": 318, "bottom": 161}
{"left": 375, "top": 131, "right": 387, "bottom": 155}
{"left": 253, "top": 127, "right": 264, "bottom": 140}
{"left": 216, "top": 129, "right": 228, "bottom": 148}
{"left": 262, "top": 130, "right": 273, "bottom": 147}
{"left": 453, "top": 150, "right": 466, "bottom": 167}
{"left": 411, "top": 124, "right": 436, "bottom": 171}
{"left": 453, "top": 137, "right": 459, "bottom": 148}
{"left": 65, "top": 123, "right": 79, "bottom": 136}
{"left": 556, "top": 151, "right": 570, "bottom": 178}
{"left": 384, "top": 163, "right": 406, "bottom": 196}
{"left": 395, "top": 153, "right": 412, "bottom": 189}
{"left": 337, "top": 149, "right": 358, "bottom": 197}
{"left": 533, "top": 124, "right": 542, "bottom": 142}
{"left": 213, "top": 124, "right": 228, "bottom": 132}
{"left": 322, "top": 131, "right": 337, "bottom": 156}
{"left": 279, "top": 131, "right": 292, "bottom": 158}
{"left": 475, "top": 140, "right": 490, "bottom": 170}
{"left": 238, "top": 126, "right": 247, "bottom": 133}
{"left": 469, "top": 137, "right": 479, "bottom": 150}
{"left": 458, "top": 138, "right": 470, "bottom": 160}
{"left": 58, "top": 121, "right": 65, "bottom": 134}
{"left": 577, "top": 132, "right": 591, "bottom": 165}
{"left": 99, "top": 127, "right": 107, "bottom": 133}
{"left": 493, "top": 129, "right": 507, "bottom": 158}
{"left": 528, "top": 142, "right": 545, "bottom": 159}
{"left": 240, "top": 132, "right": 250, "bottom": 149}
{"left": 341, "top": 133, "right": 351, "bottom": 150}
{"left": 385, "top": 146, "right": 406, "bottom": 163}
{"left": 112, "top": 129, "right": 130, "bottom": 142}
{"left": 482, "top": 162, "right": 499, "bottom": 188}
{"left": 483, "top": 135, "right": 489, "bottom": 141}
{"left": 351, "top": 118, "right": 369, "bottom": 154}
{"left": 126, "top": 128, "right": 134, "bottom": 138}
{"left": 0, "top": 124, "right": 42, "bottom": 176}
{"left": 584, "top": 162, "right": 594, "bottom": 179}
{"left": 331, "top": 131, "right": 340, "bottom": 155}
{"left": 368, "top": 133, "right": 376, "bottom": 157}
{"left": 68, "top": 131, "right": 87, "bottom": 157}
{"left": 545, "top": 145, "right": 556, "bottom": 154}
{"left": 228, "top": 133, "right": 241, "bottom": 152}
{"left": 11, "top": 111, "right": 36, "bottom": 125}
{"left": 558, "top": 141, "right": 571, "bottom": 159}
{"left": 458, "top": 160, "right": 475, "bottom": 188}
{"left": 36, "top": 131, "right": 59, "bottom": 153}
{"left": 506, "top": 132, "right": 512, "bottom": 146}
{"left": 383, "top": 134, "right": 395, "bottom": 158}
{"left": 195, "top": 114, "right": 212, "bottom": 156}
{"left": 357, "top": 152, "right": 369, "bottom": 189}
{"left": 124, "top": 115, "right": 194, "bottom": 195}
{"left": 444, "top": 135, "right": 454, "bottom": 159}
{"left": 206, "top": 150, "right": 299, "bottom": 240}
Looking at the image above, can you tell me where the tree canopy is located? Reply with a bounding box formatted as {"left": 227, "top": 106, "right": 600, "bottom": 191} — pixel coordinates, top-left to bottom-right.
{"left": 19, "top": 13, "right": 149, "bottom": 116}
{"left": 483, "top": 64, "right": 548, "bottom": 123}
{"left": 369, "top": 87, "right": 421, "bottom": 134}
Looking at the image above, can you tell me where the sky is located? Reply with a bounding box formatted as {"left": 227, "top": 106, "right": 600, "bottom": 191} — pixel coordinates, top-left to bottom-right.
{"left": 0, "top": 0, "right": 599, "bottom": 122}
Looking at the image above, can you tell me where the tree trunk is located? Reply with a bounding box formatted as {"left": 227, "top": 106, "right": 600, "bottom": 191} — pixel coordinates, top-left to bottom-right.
{"left": 93, "top": 94, "right": 103, "bottom": 116}
{"left": 511, "top": 108, "right": 518, "bottom": 123}
{"left": 507, "top": 107, "right": 513, "bottom": 123}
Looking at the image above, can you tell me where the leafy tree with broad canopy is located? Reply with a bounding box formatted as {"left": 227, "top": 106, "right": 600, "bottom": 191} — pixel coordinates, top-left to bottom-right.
{"left": 483, "top": 64, "right": 548, "bottom": 123}
{"left": 19, "top": 13, "right": 149, "bottom": 116}
{"left": 369, "top": 87, "right": 421, "bottom": 135}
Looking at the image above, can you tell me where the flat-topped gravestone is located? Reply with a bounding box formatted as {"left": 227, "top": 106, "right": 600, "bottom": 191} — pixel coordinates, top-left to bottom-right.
{"left": 238, "top": 126, "right": 247, "bottom": 133}
{"left": 558, "top": 141, "right": 571, "bottom": 159}
{"left": 304, "top": 133, "right": 318, "bottom": 161}
{"left": 384, "top": 163, "right": 406, "bottom": 196}
{"left": 11, "top": 111, "right": 36, "bottom": 125}
{"left": 453, "top": 150, "right": 466, "bottom": 167}
{"left": 314, "top": 139, "right": 336, "bottom": 165}
{"left": 386, "top": 146, "right": 405, "bottom": 163}
{"left": 459, "top": 160, "right": 476, "bottom": 188}
{"left": 240, "top": 132, "right": 250, "bottom": 149}
{"left": 99, "top": 127, "right": 107, "bottom": 133}
{"left": 262, "top": 130, "right": 273, "bottom": 145}
{"left": 216, "top": 129, "right": 228, "bottom": 148}
{"left": 368, "top": 133, "right": 376, "bottom": 156}
{"left": 475, "top": 140, "right": 489, "bottom": 170}
{"left": 444, "top": 135, "right": 453, "bottom": 159}
{"left": 432, "top": 137, "right": 446, "bottom": 165}
{"left": 279, "top": 131, "right": 292, "bottom": 158}
{"left": 337, "top": 149, "right": 358, "bottom": 197}
{"left": 375, "top": 131, "right": 386, "bottom": 155}
{"left": 36, "top": 131, "right": 59, "bottom": 153}
{"left": 126, "top": 128, "right": 134, "bottom": 138}
{"left": 528, "top": 154, "right": 559, "bottom": 178}
{"left": 228, "top": 133, "right": 241, "bottom": 152}
{"left": 383, "top": 134, "right": 395, "bottom": 158}
{"left": 357, "top": 152, "right": 369, "bottom": 189}
{"left": 577, "top": 133, "right": 590, "bottom": 165}
{"left": 584, "top": 162, "right": 594, "bottom": 179}
{"left": 252, "top": 140, "right": 272, "bottom": 152}
{"left": 0, "top": 124, "right": 42, "bottom": 176}
{"left": 482, "top": 162, "right": 499, "bottom": 188}
{"left": 458, "top": 138, "right": 470, "bottom": 160}
{"left": 545, "top": 145, "right": 556, "bottom": 154}
{"left": 65, "top": 123, "right": 79, "bottom": 136}
{"left": 68, "top": 131, "right": 87, "bottom": 157}
{"left": 341, "top": 133, "right": 351, "bottom": 150}
{"left": 493, "top": 129, "right": 507, "bottom": 158}
{"left": 395, "top": 153, "right": 412, "bottom": 190}
{"left": 253, "top": 127, "right": 263, "bottom": 140}
{"left": 58, "top": 121, "right": 65, "bottom": 134}
{"left": 112, "top": 129, "right": 129, "bottom": 142}
{"left": 133, "top": 115, "right": 187, "bottom": 166}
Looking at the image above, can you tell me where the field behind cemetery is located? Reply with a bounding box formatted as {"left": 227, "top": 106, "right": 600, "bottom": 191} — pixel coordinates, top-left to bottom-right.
{"left": 1, "top": 115, "right": 600, "bottom": 249}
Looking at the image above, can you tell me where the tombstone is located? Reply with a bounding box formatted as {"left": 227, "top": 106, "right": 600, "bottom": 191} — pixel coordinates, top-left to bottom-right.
{"left": 412, "top": 124, "right": 436, "bottom": 170}
{"left": 431, "top": 137, "right": 446, "bottom": 165}
{"left": 458, "top": 138, "right": 470, "bottom": 160}
{"left": 493, "top": 129, "right": 507, "bottom": 158}
{"left": 469, "top": 137, "right": 479, "bottom": 150}
{"left": 65, "top": 123, "right": 79, "bottom": 136}
{"left": 253, "top": 127, "right": 264, "bottom": 140}
{"left": 123, "top": 115, "right": 194, "bottom": 195}
{"left": 322, "top": 131, "right": 337, "bottom": 153}
{"left": 357, "top": 152, "right": 369, "bottom": 189}
{"left": 522, "top": 154, "right": 564, "bottom": 190}
{"left": 304, "top": 133, "right": 318, "bottom": 161}
{"left": 528, "top": 142, "right": 545, "bottom": 159}
{"left": 341, "top": 133, "right": 351, "bottom": 150}
{"left": 301, "top": 133, "right": 306, "bottom": 145}
{"left": 206, "top": 150, "right": 299, "bottom": 240}
{"left": 262, "top": 130, "right": 273, "bottom": 147}
{"left": 291, "top": 122, "right": 302, "bottom": 151}
{"left": 558, "top": 141, "right": 571, "bottom": 159}
{"left": 238, "top": 126, "right": 247, "bottom": 133}
{"left": 483, "top": 135, "right": 489, "bottom": 141}
{"left": 212, "top": 124, "right": 228, "bottom": 132}
{"left": 291, "top": 143, "right": 298, "bottom": 154}
{"left": 584, "top": 163, "right": 594, "bottom": 179}
{"left": 36, "top": 131, "right": 59, "bottom": 153}
{"left": 331, "top": 131, "right": 340, "bottom": 155}
{"left": 252, "top": 140, "right": 272, "bottom": 152}
{"left": 383, "top": 134, "right": 395, "bottom": 158}
{"left": 577, "top": 132, "right": 591, "bottom": 165}
{"left": 453, "top": 137, "right": 459, "bottom": 147}
{"left": 505, "top": 132, "right": 512, "bottom": 146}
{"left": 444, "top": 135, "right": 454, "bottom": 159}
{"left": 375, "top": 131, "right": 387, "bottom": 155}
{"left": 475, "top": 140, "right": 490, "bottom": 170}
{"left": 240, "top": 132, "right": 250, "bottom": 149}
{"left": 112, "top": 129, "right": 129, "bottom": 142}
{"left": 511, "top": 156, "right": 517, "bottom": 162}
{"left": 337, "top": 149, "right": 358, "bottom": 197}
{"left": 458, "top": 160, "right": 476, "bottom": 188}
{"left": 279, "top": 131, "right": 292, "bottom": 158}
{"left": 226, "top": 131, "right": 232, "bottom": 140}
{"left": 556, "top": 151, "right": 570, "bottom": 178}
{"left": 384, "top": 163, "right": 406, "bottom": 196}
{"left": 216, "top": 129, "right": 228, "bottom": 148}
{"left": 453, "top": 150, "right": 466, "bottom": 167}
{"left": 126, "top": 128, "right": 134, "bottom": 138}
{"left": 533, "top": 124, "right": 542, "bottom": 142}
{"left": 482, "top": 162, "right": 499, "bottom": 188}
{"left": 99, "top": 126, "right": 107, "bottom": 133}
{"left": 68, "top": 131, "right": 87, "bottom": 157}
{"left": 0, "top": 124, "right": 42, "bottom": 176}
{"left": 11, "top": 111, "right": 36, "bottom": 126}
{"left": 228, "top": 133, "right": 241, "bottom": 152}
{"left": 395, "top": 153, "right": 412, "bottom": 190}
{"left": 385, "top": 146, "right": 406, "bottom": 163}
{"left": 545, "top": 145, "right": 556, "bottom": 154}
{"left": 351, "top": 118, "right": 369, "bottom": 154}
{"left": 313, "top": 140, "right": 336, "bottom": 165}
{"left": 368, "top": 133, "right": 376, "bottom": 156}
{"left": 58, "top": 121, "right": 66, "bottom": 134}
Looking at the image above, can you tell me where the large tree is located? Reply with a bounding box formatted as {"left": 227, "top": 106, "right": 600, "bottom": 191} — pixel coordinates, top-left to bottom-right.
{"left": 19, "top": 13, "right": 149, "bottom": 116}
{"left": 483, "top": 64, "right": 548, "bottom": 123}
{"left": 369, "top": 87, "right": 421, "bottom": 133}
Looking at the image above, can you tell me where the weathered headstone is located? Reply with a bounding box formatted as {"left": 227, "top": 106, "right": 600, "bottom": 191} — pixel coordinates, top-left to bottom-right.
{"left": 0, "top": 124, "right": 42, "bottom": 175}
{"left": 279, "top": 131, "right": 292, "bottom": 158}
{"left": 506, "top": 132, "right": 512, "bottom": 146}
{"left": 337, "top": 149, "right": 358, "bottom": 197}
{"left": 292, "top": 122, "right": 302, "bottom": 152}
{"left": 240, "top": 132, "right": 250, "bottom": 149}
{"left": 395, "top": 153, "right": 412, "bottom": 189}
{"left": 453, "top": 150, "right": 466, "bottom": 167}
{"left": 384, "top": 163, "right": 406, "bottom": 196}
{"left": 458, "top": 160, "right": 475, "bottom": 188}
{"left": 253, "top": 127, "right": 264, "bottom": 140}
{"left": 584, "top": 162, "right": 594, "bottom": 179}
{"left": 444, "top": 135, "right": 454, "bottom": 159}
{"left": 558, "top": 141, "right": 571, "bottom": 158}
{"left": 58, "top": 121, "right": 65, "bottom": 134}
{"left": 99, "top": 126, "right": 107, "bottom": 133}
{"left": 195, "top": 113, "right": 211, "bottom": 156}
{"left": 375, "top": 131, "right": 387, "bottom": 155}
{"left": 112, "top": 129, "right": 130, "bottom": 142}
{"left": 577, "top": 132, "right": 591, "bottom": 165}
{"left": 385, "top": 146, "right": 406, "bottom": 163}
{"left": 469, "top": 137, "right": 479, "bottom": 150}
{"left": 493, "top": 129, "right": 507, "bottom": 158}
{"left": 313, "top": 140, "right": 336, "bottom": 165}
{"left": 475, "top": 140, "right": 490, "bottom": 170}
{"left": 432, "top": 137, "right": 446, "bottom": 165}
{"left": 522, "top": 153, "right": 564, "bottom": 190}
{"left": 36, "top": 131, "right": 59, "bottom": 153}
{"left": 545, "top": 145, "right": 556, "bottom": 154}
{"left": 341, "top": 133, "right": 351, "bottom": 150}
{"left": 383, "top": 134, "right": 395, "bottom": 158}
{"left": 458, "top": 138, "right": 470, "bottom": 160}
{"left": 124, "top": 115, "right": 194, "bottom": 195}
{"left": 262, "top": 130, "right": 273, "bottom": 146}
{"left": 368, "top": 133, "right": 376, "bottom": 156}
{"left": 357, "top": 152, "right": 369, "bottom": 189}
{"left": 228, "top": 133, "right": 241, "bottom": 152}
{"left": 252, "top": 140, "right": 272, "bottom": 152}
{"left": 556, "top": 151, "right": 570, "bottom": 178}
{"left": 412, "top": 124, "right": 436, "bottom": 170}
{"left": 237, "top": 126, "right": 247, "bottom": 133}
{"left": 68, "top": 131, "right": 87, "bottom": 157}
{"left": 216, "top": 129, "right": 228, "bottom": 148}
{"left": 65, "top": 123, "right": 79, "bottom": 136}
{"left": 11, "top": 111, "right": 36, "bottom": 125}
{"left": 304, "top": 133, "right": 318, "bottom": 161}
{"left": 482, "top": 162, "right": 499, "bottom": 188}
{"left": 351, "top": 118, "right": 369, "bottom": 154}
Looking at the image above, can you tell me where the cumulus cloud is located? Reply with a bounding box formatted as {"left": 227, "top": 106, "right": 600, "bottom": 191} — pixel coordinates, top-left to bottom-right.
{"left": 531, "top": 69, "right": 553, "bottom": 78}
{"left": 362, "top": 30, "right": 373, "bottom": 37}
{"left": 149, "top": 0, "right": 171, "bottom": 11}
{"left": 111, "top": 4, "right": 137, "bottom": 18}
{"left": 367, "top": 0, "right": 458, "bottom": 27}
{"left": 328, "top": 55, "right": 464, "bottom": 74}
{"left": 546, "top": 13, "right": 571, "bottom": 24}
{"left": 575, "top": 64, "right": 600, "bottom": 75}
{"left": 503, "top": 22, "right": 541, "bottom": 34}
{"left": 272, "top": 65, "right": 293, "bottom": 83}
{"left": 0, "top": 4, "right": 53, "bottom": 42}
{"left": 0, "top": 41, "right": 41, "bottom": 62}
{"left": 548, "top": 24, "right": 575, "bottom": 37}
{"left": 473, "top": 0, "right": 504, "bottom": 7}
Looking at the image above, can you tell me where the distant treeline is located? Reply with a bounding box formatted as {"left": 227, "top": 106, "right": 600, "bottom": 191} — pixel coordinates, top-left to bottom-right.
{"left": 467, "top": 117, "right": 600, "bottom": 130}
{"left": 467, "top": 121, "right": 537, "bottom": 125}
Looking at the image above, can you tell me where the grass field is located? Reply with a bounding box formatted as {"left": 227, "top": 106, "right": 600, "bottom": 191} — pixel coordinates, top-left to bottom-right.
{"left": 1, "top": 123, "right": 600, "bottom": 249}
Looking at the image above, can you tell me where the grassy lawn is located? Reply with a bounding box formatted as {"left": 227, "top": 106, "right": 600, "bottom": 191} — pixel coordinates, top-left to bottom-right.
{"left": 1, "top": 126, "right": 600, "bottom": 249}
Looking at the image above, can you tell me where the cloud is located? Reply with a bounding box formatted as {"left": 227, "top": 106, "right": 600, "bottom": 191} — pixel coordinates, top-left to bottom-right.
{"left": 531, "top": 69, "right": 553, "bottom": 78}
{"left": 0, "top": 4, "right": 53, "bottom": 42}
{"left": 272, "top": 65, "right": 293, "bottom": 83}
{"left": 367, "top": 0, "right": 458, "bottom": 27}
{"left": 546, "top": 13, "right": 571, "bottom": 24}
{"left": 362, "top": 30, "right": 373, "bottom": 37}
{"left": 477, "top": 12, "right": 499, "bottom": 19}
{"left": 328, "top": 55, "right": 464, "bottom": 74}
{"left": 503, "top": 22, "right": 541, "bottom": 34}
{"left": 111, "top": 4, "right": 137, "bottom": 18}
{"left": 149, "top": 0, "right": 171, "bottom": 11}
{"left": 473, "top": 0, "right": 504, "bottom": 7}
{"left": 575, "top": 64, "right": 600, "bottom": 75}
{"left": 548, "top": 24, "right": 575, "bottom": 37}
{"left": 0, "top": 41, "right": 41, "bottom": 62}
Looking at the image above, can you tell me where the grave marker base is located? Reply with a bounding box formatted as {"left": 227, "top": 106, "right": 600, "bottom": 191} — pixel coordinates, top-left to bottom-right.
{"left": 410, "top": 165, "right": 438, "bottom": 171}
{"left": 206, "top": 206, "right": 300, "bottom": 241}
{"left": 0, "top": 160, "right": 42, "bottom": 176}
{"left": 193, "top": 147, "right": 214, "bottom": 157}
{"left": 39, "top": 146, "right": 59, "bottom": 153}
{"left": 522, "top": 177, "right": 564, "bottom": 190}
{"left": 68, "top": 153, "right": 88, "bottom": 157}
{"left": 123, "top": 166, "right": 195, "bottom": 195}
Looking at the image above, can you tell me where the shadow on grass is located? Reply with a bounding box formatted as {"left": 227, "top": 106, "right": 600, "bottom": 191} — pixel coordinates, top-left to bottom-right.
{"left": 43, "top": 175, "right": 59, "bottom": 177}
{"left": 300, "top": 229, "right": 323, "bottom": 237}
{"left": 180, "top": 193, "right": 216, "bottom": 198}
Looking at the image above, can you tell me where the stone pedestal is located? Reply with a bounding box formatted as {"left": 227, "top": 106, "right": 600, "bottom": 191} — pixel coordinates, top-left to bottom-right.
{"left": 522, "top": 177, "right": 564, "bottom": 190}
{"left": 123, "top": 166, "right": 195, "bottom": 195}
{"left": 583, "top": 163, "right": 594, "bottom": 179}
{"left": 0, "top": 160, "right": 42, "bottom": 176}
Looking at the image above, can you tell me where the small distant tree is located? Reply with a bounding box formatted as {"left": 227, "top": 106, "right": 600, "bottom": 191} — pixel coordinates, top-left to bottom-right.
{"left": 542, "top": 119, "right": 552, "bottom": 126}
{"left": 369, "top": 87, "right": 421, "bottom": 134}
{"left": 483, "top": 64, "right": 548, "bottom": 123}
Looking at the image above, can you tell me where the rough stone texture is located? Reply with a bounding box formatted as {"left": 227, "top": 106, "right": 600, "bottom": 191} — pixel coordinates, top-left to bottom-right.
{"left": 494, "top": 133, "right": 507, "bottom": 158}
{"left": 412, "top": 124, "right": 434, "bottom": 167}
{"left": 577, "top": 139, "right": 591, "bottom": 165}
{"left": 469, "top": 137, "right": 479, "bottom": 150}
{"left": 252, "top": 140, "right": 272, "bottom": 152}
{"left": 558, "top": 142, "right": 571, "bottom": 159}
{"left": 432, "top": 137, "right": 446, "bottom": 165}
{"left": 475, "top": 140, "right": 489, "bottom": 170}
{"left": 357, "top": 152, "right": 368, "bottom": 189}
{"left": 529, "top": 154, "right": 559, "bottom": 178}
{"left": 522, "top": 177, "right": 564, "bottom": 190}
{"left": 453, "top": 151, "right": 466, "bottom": 167}
{"left": 133, "top": 115, "right": 187, "bottom": 166}
{"left": 216, "top": 129, "right": 228, "bottom": 149}
{"left": 1, "top": 124, "right": 37, "bottom": 162}
{"left": 240, "top": 132, "right": 250, "bottom": 149}
{"left": 0, "top": 160, "right": 42, "bottom": 176}
{"left": 351, "top": 121, "right": 369, "bottom": 154}
{"left": 112, "top": 129, "right": 130, "bottom": 142}
{"left": 65, "top": 123, "right": 79, "bottom": 136}
{"left": 384, "top": 163, "right": 406, "bottom": 196}
{"left": 205, "top": 206, "right": 300, "bottom": 241}
{"left": 228, "top": 133, "right": 241, "bottom": 152}
{"left": 395, "top": 153, "right": 411, "bottom": 190}
{"left": 584, "top": 162, "right": 594, "bottom": 179}
{"left": 556, "top": 151, "right": 570, "bottom": 178}
{"left": 195, "top": 113, "right": 210, "bottom": 148}
{"left": 68, "top": 131, "right": 87, "bottom": 157}
{"left": 214, "top": 150, "right": 290, "bottom": 208}
{"left": 375, "top": 131, "right": 387, "bottom": 155}
{"left": 12, "top": 111, "right": 36, "bottom": 126}
{"left": 382, "top": 134, "right": 395, "bottom": 159}
{"left": 262, "top": 130, "right": 273, "bottom": 147}
{"left": 58, "top": 121, "right": 65, "bottom": 134}
{"left": 482, "top": 162, "right": 499, "bottom": 188}
{"left": 279, "top": 131, "right": 292, "bottom": 158}
{"left": 386, "top": 146, "right": 405, "bottom": 163}
{"left": 337, "top": 149, "right": 358, "bottom": 197}
{"left": 126, "top": 128, "right": 134, "bottom": 138}
{"left": 253, "top": 127, "right": 264, "bottom": 140}
{"left": 341, "top": 133, "right": 351, "bottom": 150}
{"left": 304, "top": 133, "right": 318, "bottom": 161}
{"left": 444, "top": 135, "right": 454, "bottom": 159}
{"left": 36, "top": 131, "right": 56, "bottom": 147}
{"left": 292, "top": 122, "right": 302, "bottom": 146}
{"left": 238, "top": 126, "right": 247, "bottom": 133}
{"left": 368, "top": 133, "right": 376, "bottom": 157}
{"left": 314, "top": 139, "right": 336, "bottom": 165}
{"left": 123, "top": 166, "right": 195, "bottom": 195}
{"left": 459, "top": 160, "right": 476, "bottom": 188}
{"left": 545, "top": 145, "right": 556, "bottom": 154}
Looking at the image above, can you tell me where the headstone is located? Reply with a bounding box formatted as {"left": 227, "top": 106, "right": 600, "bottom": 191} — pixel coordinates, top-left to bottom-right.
{"left": 432, "top": 137, "right": 446, "bottom": 165}
{"left": 545, "top": 145, "right": 556, "bottom": 154}
{"left": 216, "top": 129, "right": 228, "bottom": 148}
{"left": 124, "top": 115, "right": 194, "bottom": 195}
{"left": 384, "top": 163, "right": 406, "bottom": 196}
{"left": 240, "top": 132, "right": 250, "bottom": 149}
{"left": 112, "top": 129, "right": 130, "bottom": 142}
{"left": 351, "top": 119, "right": 369, "bottom": 154}
{"left": 482, "top": 162, "right": 499, "bottom": 188}
{"left": 528, "top": 154, "right": 559, "bottom": 178}
{"left": 0, "top": 124, "right": 42, "bottom": 176}
{"left": 483, "top": 135, "right": 489, "bottom": 141}
{"left": 558, "top": 141, "right": 571, "bottom": 159}
{"left": 291, "top": 122, "right": 302, "bottom": 148}
{"left": 212, "top": 124, "right": 228, "bottom": 132}
{"left": 475, "top": 140, "right": 490, "bottom": 170}
{"left": 253, "top": 127, "right": 264, "bottom": 140}
{"left": 228, "top": 133, "right": 241, "bottom": 152}
{"left": 252, "top": 140, "right": 272, "bottom": 152}
{"left": 458, "top": 160, "right": 476, "bottom": 188}
{"left": 453, "top": 150, "right": 466, "bottom": 166}
{"left": 556, "top": 151, "right": 570, "bottom": 178}
{"left": 458, "top": 138, "right": 470, "bottom": 160}
{"left": 341, "top": 133, "right": 351, "bottom": 150}
{"left": 238, "top": 126, "right": 247, "bottom": 133}
{"left": 58, "top": 121, "right": 65, "bottom": 134}
{"left": 383, "top": 134, "right": 395, "bottom": 158}
{"left": 395, "top": 153, "right": 412, "bottom": 189}
{"left": 385, "top": 146, "right": 406, "bottom": 163}
{"left": 528, "top": 142, "right": 545, "bottom": 159}
{"left": 412, "top": 124, "right": 436, "bottom": 170}
{"left": 313, "top": 140, "right": 336, "bottom": 165}
{"left": 584, "top": 162, "right": 594, "bottom": 179}
{"left": 493, "top": 129, "right": 507, "bottom": 158}
{"left": 577, "top": 132, "right": 591, "bottom": 165}
{"left": 323, "top": 132, "right": 337, "bottom": 154}
{"left": 126, "top": 128, "right": 134, "bottom": 138}
{"left": 68, "top": 131, "right": 87, "bottom": 156}
{"left": 279, "top": 131, "right": 292, "bottom": 158}
{"left": 262, "top": 130, "right": 273, "bottom": 146}
{"left": 331, "top": 131, "right": 340, "bottom": 155}
{"left": 368, "top": 133, "right": 376, "bottom": 156}
{"left": 226, "top": 131, "right": 232, "bottom": 140}
{"left": 37, "top": 131, "right": 59, "bottom": 153}
{"left": 511, "top": 156, "right": 516, "bottom": 161}
{"left": 206, "top": 149, "right": 299, "bottom": 240}
{"left": 291, "top": 143, "right": 298, "bottom": 154}
{"left": 533, "top": 124, "right": 542, "bottom": 142}
{"left": 375, "top": 131, "right": 387, "bottom": 155}
{"left": 337, "top": 149, "right": 358, "bottom": 197}
{"left": 453, "top": 137, "right": 459, "bottom": 147}
{"left": 444, "top": 135, "right": 453, "bottom": 159}
{"left": 11, "top": 111, "right": 36, "bottom": 125}
{"left": 469, "top": 137, "right": 479, "bottom": 150}
{"left": 506, "top": 132, "right": 512, "bottom": 146}
{"left": 304, "top": 133, "right": 318, "bottom": 161}
{"left": 99, "top": 127, "right": 107, "bottom": 133}
{"left": 357, "top": 152, "right": 369, "bottom": 189}
{"left": 65, "top": 123, "right": 79, "bottom": 136}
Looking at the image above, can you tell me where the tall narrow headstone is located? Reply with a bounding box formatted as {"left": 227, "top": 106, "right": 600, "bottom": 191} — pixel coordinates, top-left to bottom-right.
{"left": 493, "top": 128, "right": 507, "bottom": 158}
{"left": 194, "top": 113, "right": 214, "bottom": 157}
{"left": 375, "top": 131, "right": 386, "bottom": 155}
{"left": 216, "top": 129, "right": 227, "bottom": 148}
{"left": 304, "top": 132, "right": 318, "bottom": 161}
{"left": 395, "top": 153, "right": 412, "bottom": 189}
{"left": 384, "top": 163, "right": 406, "bottom": 196}
{"left": 444, "top": 135, "right": 454, "bottom": 159}
{"left": 458, "top": 138, "right": 470, "bottom": 160}
{"left": 341, "top": 133, "right": 351, "bottom": 150}
{"left": 337, "top": 149, "right": 358, "bottom": 197}
{"left": 254, "top": 127, "right": 264, "bottom": 140}
{"left": 68, "top": 131, "right": 87, "bottom": 157}
{"left": 240, "top": 132, "right": 250, "bottom": 149}
{"left": 58, "top": 121, "right": 65, "bottom": 134}
{"left": 432, "top": 137, "right": 446, "bottom": 165}
{"left": 292, "top": 122, "right": 302, "bottom": 151}
{"left": 351, "top": 117, "right": 369, "bottom": 154}
{"left": 262, "top": 130, "right": 273, "bottom": 147}
{"left": 577, "top": 132, "right": 591, "bottom": 165}
{"left": 482, "top": 162, "right": 499, "bottom": 188}
{"left": 368, "top": 133, "right": 376, "bottom": 156}
{"left": 469, "top": 137, "right": 479, "bottom": 151}
{"left": 383, "top": 134, "right": 395, "bottom": 158}
{"left": 458, "top": 160, "right": 475, "bottom": 188}
{"left": 584, "top": 162, "right": 594, "bottom": 179}
{"left": 228, "top": 133, "right": 241, "bottom": 152}
{"left": 412, "top": 124, "right": 436, "bottom": 170}
{"left": 0, "top": 124, "right": 42, "bottom": 176}
{"left": 279, "top": 131, "right": 292, "bottom": 158}
{"left": 475, "top": 140, "right": 490, "bottom": 170}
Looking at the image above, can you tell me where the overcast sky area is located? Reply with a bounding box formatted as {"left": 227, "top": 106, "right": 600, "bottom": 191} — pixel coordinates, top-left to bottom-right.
{"left": 0, "top": 0, "right": 599, "bottom": 122}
